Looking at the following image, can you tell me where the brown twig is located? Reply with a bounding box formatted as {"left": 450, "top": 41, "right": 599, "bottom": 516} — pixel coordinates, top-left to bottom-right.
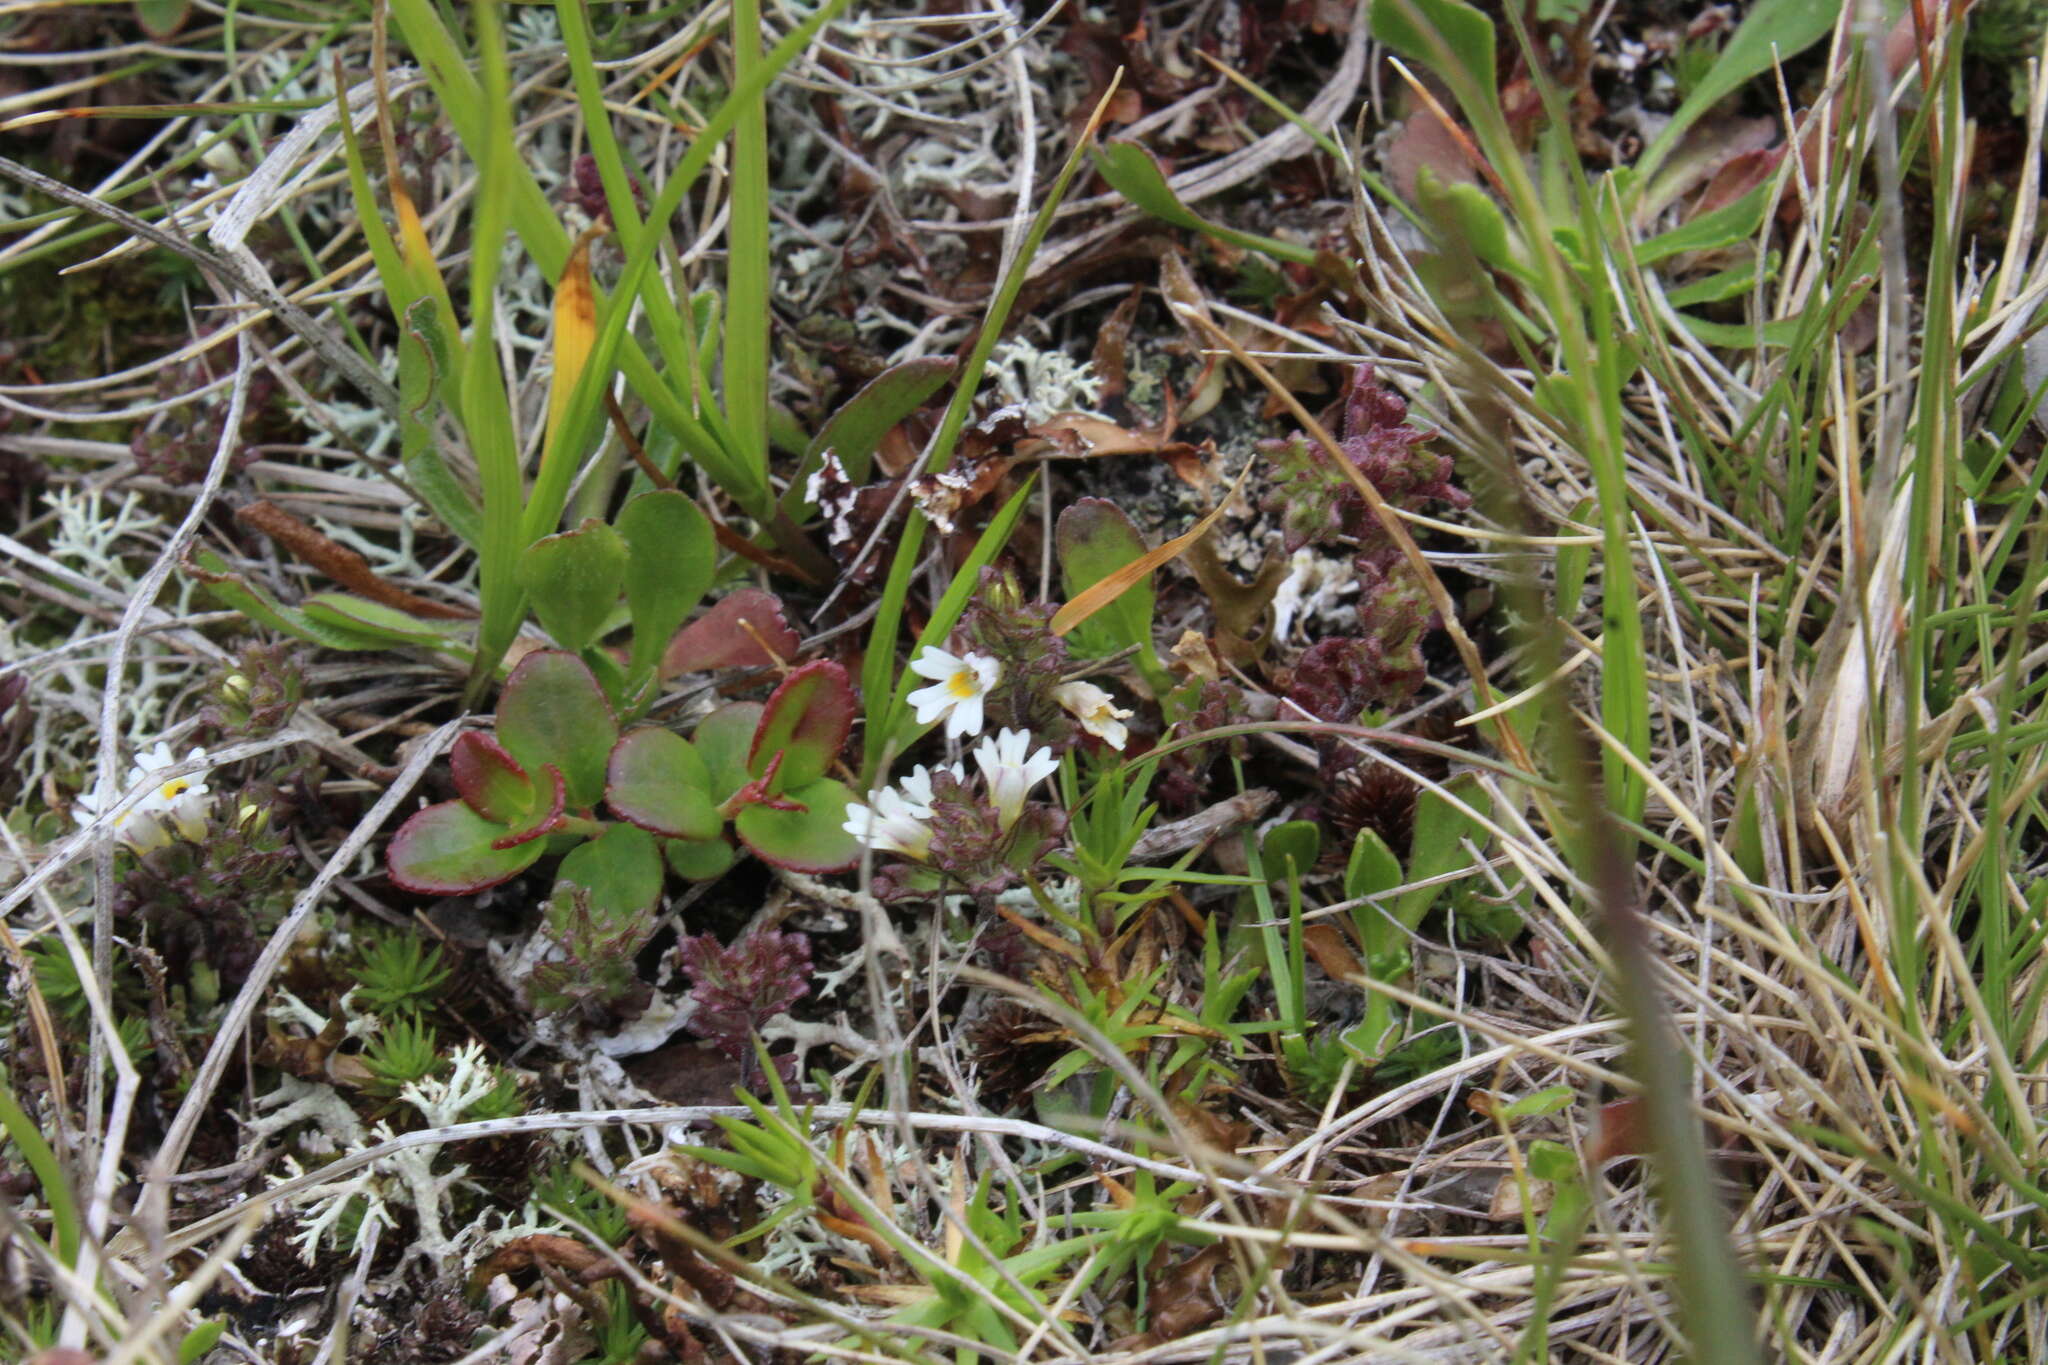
{"left": 235, "top": 500, "right": 474, "bottom": 619}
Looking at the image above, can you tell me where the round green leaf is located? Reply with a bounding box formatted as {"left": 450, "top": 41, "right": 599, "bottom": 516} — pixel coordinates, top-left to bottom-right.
{"left": 606, "top": 728, "right": 721, "bottom": 841}
{"left": 496, "top": 650, "right": 617, "bottom": 810}
{"left": 518, "top": 519, "right": 627, "bottom": 653}
{"left": 387, "top": 800, "right": 545, "bottom": 895}
{"left": 734, "top": 777, "right": 861, "bottom": 873}
{"left": 664, "top": 836, "right": 737, "bottom": 881}
{"left": 555, "top": 822, "right": 663, "bottom": 918}
{"left": 617, "top": 491, "right": 715, "bottom": 682}
{"left": 695, "top": 702, "right": 763, "bottom": 801}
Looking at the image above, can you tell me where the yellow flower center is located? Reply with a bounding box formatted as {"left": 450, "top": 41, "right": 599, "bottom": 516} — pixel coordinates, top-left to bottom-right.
{"left": 159, "top": 779, "right": 189, "bottom": 800}
{"left": 946, "top": 669, "right": 979, "bottom": 699}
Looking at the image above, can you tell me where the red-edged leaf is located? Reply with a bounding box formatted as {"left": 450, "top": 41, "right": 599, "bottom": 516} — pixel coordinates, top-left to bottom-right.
{"left": 496, "top": 650, "right": 617, "bottom": 810}
{"left": 491, "top": 763, "right": 566, "bottom": 849}
{"left": 725, "top": 752, "right": 802, "bottom": 813}
{"left": 734, "top": 777, "right": 861, "bottom": 873}
{"left": 388, "top": 800, "right": 546, "bottom": 895}
{"left": 662, "top": 588, "right": 799, "bottom": 675}
{"left": 451, "top": 732, "right": 536, "bottom": 823}
{"left": 747, "top": 660, "right": 855, "bottom": 789}
{"left": 606, "top": 729, "right": 721, "bottom": 841}
{"left": 695, "top": 702, "right": 763, "bottom": 801}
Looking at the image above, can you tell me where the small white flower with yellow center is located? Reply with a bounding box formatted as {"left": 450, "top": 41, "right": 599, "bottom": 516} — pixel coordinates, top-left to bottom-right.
{"left": 1054, "top": 681, "right": 1133, "bottom": 751}
{"left": 843, "top": 781, "right": 933, "bottom": 864}
{"left": 74, "top": 742, "right": 214, "bottom": 853}
{"left": 132, "top": 742, "right": 213, "bottom": 841}
{"left": 973, "top": 728, "right": 1059, "bottom": 831}
{"left": 906, "top": 646, "right": 999, "bottom": 739}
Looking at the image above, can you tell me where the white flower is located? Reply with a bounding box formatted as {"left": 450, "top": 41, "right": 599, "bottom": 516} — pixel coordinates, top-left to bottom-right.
{"left": 972, "top": 728, "right": 1059, "bottom": 831}
{"left": 1054, "top": 681, "right": 1134, "bottom": 751}
{"left": 843, "top": 787, "right": 935, "bottom": 861}
{"left": 73, "top": 782, "right": 169, "bottom": 855}
{"left": 896, "top": 762, "right": 962, "bottom": 812}
{"left": 906, "top": 647, "right": 1000, "bottom": 739}
{"left": 131, "top": 742, "right": 213, "bottom": 842}
{"left": 73, "top": 743, "right": 214, "bottom": 853}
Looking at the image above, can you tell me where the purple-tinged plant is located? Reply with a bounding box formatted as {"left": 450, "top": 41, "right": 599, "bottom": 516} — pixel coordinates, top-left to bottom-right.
{"left": 1156, "top": 678, "right": 1251, "bottom": 811}
{"left": 1283, "top": 562, "right": 1437, "bottom": 729}
{"left": 677, "top": 928, "right": 812, "bottom": 1084}
{"left": 1259, "top": 364, "right": 1468, "bottom": 558}
{"left": 525, "top": 883, "right": 658, "bottom": 1024}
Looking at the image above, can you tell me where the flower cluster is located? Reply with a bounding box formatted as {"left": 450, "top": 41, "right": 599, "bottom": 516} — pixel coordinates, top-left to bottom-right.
{"left": 73, "top": 742, "right": 214, "bottom": 854}
{"left": 844, "top": 728, "right": 1065, "bottom": 901}
{"left": 904, "top": 634, "right": 1131, "bottom": 751}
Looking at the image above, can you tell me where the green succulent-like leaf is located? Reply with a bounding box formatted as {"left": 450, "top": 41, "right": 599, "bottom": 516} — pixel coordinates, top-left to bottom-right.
{"left": 606, "top": 728, "right": 721, "bottom": 840}
{"left": 1055, "top": 499, "right": 1154, "bottom": 662}
{"left": 387, "top": 799, "right": 546, "bottom": 895}
{"left": 555, "top": 821, "right": 663, "bottom": 917}
{"left": 748, "top": 660, "right": 855, "bottom": 790}
{"left": 518, "top": 518, "right": 628, "bottom": 653}
{"left": 1344, "top": 826, "right": 1403, "bottom": 903}
{"left": 135, "top": 0, "right": 192, "bottom": 39}
{"left": 617, "top": 490, "right": 716, "bottom": 686}
{"left": 787, "top": 355, "right": 956, "bottom": 504}
{"left": 1396, "top": 774, "right": 1493, "bottom": 932}
{"left": 496, "top": 650, "right": 617, "bottom": 810}
{"left": 664, "top": 836, "right": 738, "bottom": 881}
{"left": 1090, "top": 143, "right": 1316, "bottom": 265}
{"left": 696, "top": 702, "right": 765, "bottom": 801}
{"left": 734, "top": 777, "right": 861, "bottom": 873}
{"left": 300, "top": 593, "right": 470, "bottom": 647}
{"left": 1260, "top": 820, "right": 1321, "bottom": 882}
{"left": 1369, "top": 0, "right": 1500, "bottom": 122}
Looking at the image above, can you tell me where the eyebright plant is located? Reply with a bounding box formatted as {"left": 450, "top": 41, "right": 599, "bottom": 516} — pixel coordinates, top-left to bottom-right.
{"left": 385, "top": 648, "right": 863, "bottom": 898}
{"left": 1257, "top": 364, "right": 1466, "bottom": 738}
{"left": 72, "top": 741, "right": 214, "bottom": 855}
{"left": 848, "top": 728, "right": 1066, "bottom": 903}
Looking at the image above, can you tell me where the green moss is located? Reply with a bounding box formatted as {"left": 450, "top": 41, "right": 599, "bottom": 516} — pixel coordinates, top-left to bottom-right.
{"left": 0, "top": 246, "right": 201, "bottom": 388}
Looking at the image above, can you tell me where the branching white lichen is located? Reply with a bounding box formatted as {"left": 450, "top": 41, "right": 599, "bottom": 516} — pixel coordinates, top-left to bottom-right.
{"left": 1271, "top": 548, "right": 1359, "bottom": 644}
{"left": 986, "top": 337, "right": 1105, "bottom": 424}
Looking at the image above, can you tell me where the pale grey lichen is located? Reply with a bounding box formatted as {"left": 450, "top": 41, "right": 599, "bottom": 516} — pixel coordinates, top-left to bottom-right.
{"left": 987, "top": 337, "right": 1105, "bottom": 425}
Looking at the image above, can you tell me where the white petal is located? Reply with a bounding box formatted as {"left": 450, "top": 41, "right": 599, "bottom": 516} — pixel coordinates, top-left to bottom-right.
{"left": 908, "top": 646, "right": 963, "bottom": 682}
{"left": 947, "top": 692, "right": 985, "bottom": 739}
{"left": 907, "top": 679, "right": 955, "bottom": 725}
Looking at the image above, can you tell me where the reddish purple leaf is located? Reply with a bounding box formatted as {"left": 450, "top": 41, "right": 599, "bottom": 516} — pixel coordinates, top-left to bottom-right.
{"left": 662, "top": 589, "right": 799, "bottom": 675}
